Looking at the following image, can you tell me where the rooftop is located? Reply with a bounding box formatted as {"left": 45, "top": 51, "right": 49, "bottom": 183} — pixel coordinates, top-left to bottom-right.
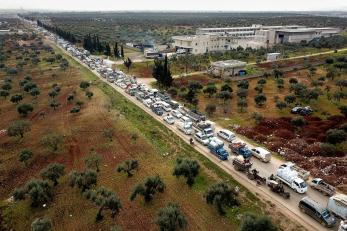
{"left": 211, "top": 60, "right": 247, "bottom": 69}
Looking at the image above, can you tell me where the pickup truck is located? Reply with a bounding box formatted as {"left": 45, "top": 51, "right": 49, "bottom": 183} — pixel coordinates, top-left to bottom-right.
{"left": 309, "top": 178, "right": 335, "bottom": 196}
{"left": 193, "top": 121, "right": 215, "bottom": 138}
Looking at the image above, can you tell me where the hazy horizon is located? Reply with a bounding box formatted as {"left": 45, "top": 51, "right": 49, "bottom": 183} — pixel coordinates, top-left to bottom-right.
{"left": 1, "top": 0, "right": 347, "bottom": 12}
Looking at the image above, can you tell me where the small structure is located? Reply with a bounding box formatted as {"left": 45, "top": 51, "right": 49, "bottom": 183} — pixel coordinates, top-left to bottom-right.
{"left": 144, "top": 49, "right": 159, "bottom": 59}
{"left": 209, "top": 60, "right": 247, "bottom": 77}
{"left": 266, "top": 52, "right": 281, "bottom": 62}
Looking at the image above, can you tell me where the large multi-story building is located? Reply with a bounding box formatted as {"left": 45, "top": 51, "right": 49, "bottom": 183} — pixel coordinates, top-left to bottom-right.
{"left": 172, "top": 24, "right": 341, "bottom": 54}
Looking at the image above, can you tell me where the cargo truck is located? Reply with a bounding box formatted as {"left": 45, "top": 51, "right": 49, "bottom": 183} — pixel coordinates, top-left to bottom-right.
{"left": 207, "top": 138, "right": 228, "bottom": 160}
{"left": 327, "top": 194, "right": 347, "bottom": 220}
{"left": 275, "top": 163, "right": 308, "bottom": 194}
{"left": 193, "top": 121, "right": 215, "bottom": 138}
{"left": 229, "top": 142, "right": 252, "bottom": 159}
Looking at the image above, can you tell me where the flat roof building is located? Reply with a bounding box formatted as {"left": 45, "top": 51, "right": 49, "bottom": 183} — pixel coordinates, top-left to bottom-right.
{"left": 209, "top": 60, "right": 247, "bottom": 77}
{"left": 173, "top": 24, "right": 341, "bottom": 54}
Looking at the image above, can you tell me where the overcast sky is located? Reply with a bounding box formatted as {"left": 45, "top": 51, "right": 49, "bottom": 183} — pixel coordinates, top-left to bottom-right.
{"left": 1, "top": 0, "right": 346, "bottom": 11}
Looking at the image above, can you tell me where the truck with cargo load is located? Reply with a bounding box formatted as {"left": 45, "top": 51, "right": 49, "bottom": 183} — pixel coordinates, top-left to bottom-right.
{"left": 193, "top": 121, "right": 215, "bottom": 138}
{"left": 207, "top": 137, "right": 229, "bottom": 160}
{"left": 232, "top": 155, "right": 252, "bottom": 172}
{"left": 275, "top": 163, "right": 308, "bottom": 194}
{"left": 229, "top": 142, "right": 252, "bottom": 159}
{"left": 327, "top": 194, "right": 347, "bottom": 220}
{"left": 309, "top": 178, "right": 336, "bottom": 196}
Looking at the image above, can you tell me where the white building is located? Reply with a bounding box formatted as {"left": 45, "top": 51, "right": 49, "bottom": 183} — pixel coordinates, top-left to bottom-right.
{"left": 172, "top": 24, "right": 341, "bottom": 54}
{"left": 208, "top": 60, "right": 247, "bottom": 77}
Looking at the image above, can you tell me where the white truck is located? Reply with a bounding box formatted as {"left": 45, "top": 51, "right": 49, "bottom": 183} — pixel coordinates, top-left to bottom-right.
{"left": 275, "top": 163, "right": 308, "bottom": 194}
{"left": 327, "top": 194, "right": 347, "bottom": 220}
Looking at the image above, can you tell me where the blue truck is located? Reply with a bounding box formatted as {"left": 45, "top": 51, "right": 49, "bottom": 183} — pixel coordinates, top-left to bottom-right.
{"left": 229, "top": 142, "right": 252, "bottom": 159}
{"left": 207, "top": 138, "right": 229, "bottom": 160}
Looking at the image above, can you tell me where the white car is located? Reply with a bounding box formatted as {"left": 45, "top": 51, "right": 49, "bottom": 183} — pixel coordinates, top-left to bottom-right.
{"left": 217, "top": 129, "right": 236, "bottom": 142}
{"left": 171, "top": 110, "right": 183, "bottom": 118}
{"left": 163, "top": 115, "right": 175, "bottom": 125}
{"left": 194, "top": 132, "right": 210, "bottom": 145}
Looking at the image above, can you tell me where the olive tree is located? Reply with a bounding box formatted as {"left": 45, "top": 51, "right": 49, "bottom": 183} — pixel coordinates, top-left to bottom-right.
{"left": 155, "top": 203, "right": 187, "bottom": 231}
{"left": 19, "top": 149, "right": 33, "bottom": 166}
{"left": 84, "top": 154, "right": 102, "bottom": 172}
{"left": 254, "top": 94, "right": 267, "bottom": 107}
{"left": 13, "top": 179, "right": 54, "bottom": 207}
{"left": 102, "top": 128, "right": 114, "bottom": 141}
{"left": 17, "top": 103, "right": 34, "bottom": 117}
{"left": 31, "top": 218, "right": 52, "bottom": 231}
{"left": 85, "top": 91, "right": 94, "bottom": 99}
{"left": 205, "top": 104, "right": 217, "bottom": 116}
{"left": 117, "top": 159, "right": 139, "bottom": 177}
{"left": 79, "top": 81, "right": 90, "bottom": 91}
{"left": 41, "top": 163, "right": 65, "bottom": 186}
{"left": 326, "top": 129, "right": 346, "bottom": 144}
{"left": 41, "top": 132, "right": 64, "bottom": 152}
{"left": 68, "top": 169, "right": 97, "bottom": 192}
{"left": 239, "top": 213, "right": 278, "bottom": 231}
{"left": 10, "top": 94, "right": 23, "bottom": 104}
{"left": 173, "top": 158, "right": 200, "bottom": 187}
{"left": 130, "top": 175, "right": 165, "bottom": 202}
{"left": 7, "top": 120, "right": 31, "bottom": 138}
{"left": 84, "top": 187, "right": 122, "bottom": 221}
{"left": 204, "top": 182, "right": 239, "bottom": 215}
{"left": 0, "top": 90, "right": 9, "bottom": 99}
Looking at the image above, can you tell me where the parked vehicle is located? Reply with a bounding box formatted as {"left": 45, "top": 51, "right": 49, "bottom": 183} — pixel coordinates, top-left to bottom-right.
{"left": 151, "top": 105, "right": 164, "bottom": 116}
{"left": 180, "top": 116, "right": 193, "bottom": 126}
{"left": 193, "top": 121, "right": 215, "bottom": 138}
{"left": 229, "top": 142, "right": 252, "bottom": 159}
{"left": 171, "top": 110, "right": 183, "bottom": 119}
{"left": 143, "top": 99, "right": 153, "bottom": 108}
{"left": 232, "top": 156, "right": 252, "bottom": 172}
{"left": 163, "top": 115, "right": 175, "bottom": 125}
{"left": 250, "top": 147, "right": 271, "bottom": 163}
{"left": 207, "top": 138, "right": 229, "bottom": 160}
{"left": 338, "top": 220, "right": 347, "bottom": 231}
{"left": 135, "top": 92, "right": 145, "bottom": 101}
{"left": 177, "top": 122, "right": 193, "bottom": 135}
{"left": 291, "top": 106, "right": 313, "bottom": 116}
{"left": 160, "top": 101, "right": 172, "bottom": 112}
{"left": 186, "top": 109, "right": 206, "bottom": 123}
{"left": 194, "top": 132, "right": 210, "bottom": 145}
{"left": 310, "top": 178, "right": 336, "bottom": 196}
{"left": 167, "top": 100, "right": 179, "bottom": 109}
{"left": 275, "top": 163, "right": 308, "bottom": 194}
{"left": 217, "top": 129, "right": 235, "bottom": 142}
{"left": 299, "top": 197, "right": 336, "bottom": 227}
{"left": 327, "top": 194, "right": 347, "bottom": 220}
{"left": 267, "top": 175, "right": 290, "bottom": 199}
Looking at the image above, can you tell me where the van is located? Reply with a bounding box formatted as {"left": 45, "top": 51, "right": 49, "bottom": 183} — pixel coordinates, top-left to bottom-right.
{"left": 250, "top": 147, "right": 271, "bottom": 163}
{"left": 217, "top": 129, "right": 235, "bottom": 142}
{"left": 299, "top": 197, "right": 336, "bottom": 227}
